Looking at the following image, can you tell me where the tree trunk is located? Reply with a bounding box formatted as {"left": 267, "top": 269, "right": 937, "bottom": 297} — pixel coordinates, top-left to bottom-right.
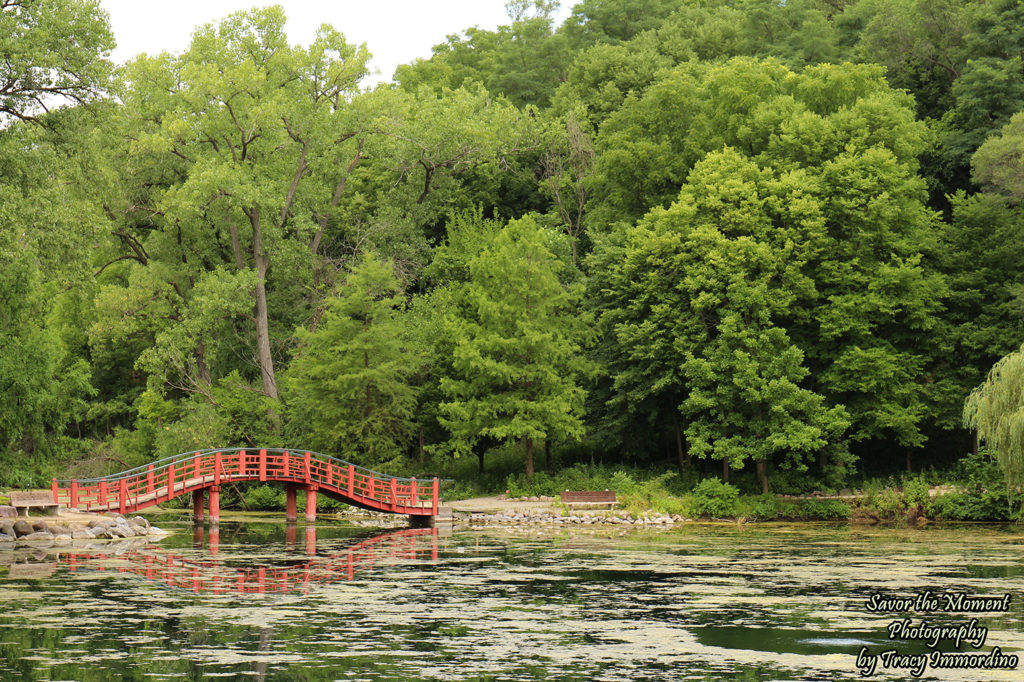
{"left": 818, "top": 450, "right": 827, "bottom": 472}
{"left": 525, "top": 436, "right": 534, "bottom": 482}
{"left": 973, "top": 431, "right": 979, "bottom": 456}
{"left": 477, "top": 449, "right": 485, "bottom": 474}
{"left": 419, "top": 427, "right": 426, "bottom": 465}
{"left": 673, "top": 413, "right": 686, "bottom": 471}
{"left": 757, "top": 459, "right": 768, "bottom": 494}
{"left": 545, "top": 439, "right": 551, "bottom": 472}
{"left": 229, "top": 222, "right": 245, "bottom": 270}
{"left": 195, "top": 339, "right": 212, "bottom": 385}
{"left": 722, "top": 458, "right": 730, "bottom": 483}
{"left": 249, "top": 208, "right": 278, "bottom": 400}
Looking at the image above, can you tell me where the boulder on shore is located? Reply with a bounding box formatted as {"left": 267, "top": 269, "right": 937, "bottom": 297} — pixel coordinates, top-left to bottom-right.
{"left": 19, "top": 531, "right": 53, "bottom": 541}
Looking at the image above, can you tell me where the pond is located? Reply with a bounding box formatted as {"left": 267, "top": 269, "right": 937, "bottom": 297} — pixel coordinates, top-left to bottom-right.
{"left": 2, "top": 518, "right": 1023, "bottom": 680}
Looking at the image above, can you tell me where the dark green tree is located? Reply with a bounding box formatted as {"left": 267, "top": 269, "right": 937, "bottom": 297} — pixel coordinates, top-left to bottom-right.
{"left": 438, "top": 215, "right": 587, "bottom": 480}
{"left": 286, "top": 254, "right": 421, "bottom": 467}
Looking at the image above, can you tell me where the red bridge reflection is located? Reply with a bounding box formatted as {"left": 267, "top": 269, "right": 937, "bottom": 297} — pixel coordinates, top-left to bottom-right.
{"left": 61, "top": 527, "right": 439, "bottom": 595}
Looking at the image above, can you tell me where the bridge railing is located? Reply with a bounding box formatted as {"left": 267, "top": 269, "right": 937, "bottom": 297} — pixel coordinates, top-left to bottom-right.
{"left": 52, "top": 448, "right": 440, "bottom": 515}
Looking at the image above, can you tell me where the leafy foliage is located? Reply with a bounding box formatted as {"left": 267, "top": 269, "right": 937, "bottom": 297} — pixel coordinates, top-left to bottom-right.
{"left": 965, "top": 345, "right": 1024, "bottom": 489}
{"left": 691, "top": 478, "right": 741, "bottom": 518}
{"left": 286, "top": 254, "right": 422, "bottom": 468}
{"left": 438, "top": 216, "right": 588, "bottom": 479}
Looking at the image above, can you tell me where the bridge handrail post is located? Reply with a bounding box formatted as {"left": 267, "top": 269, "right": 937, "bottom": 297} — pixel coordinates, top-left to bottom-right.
{"left": 432, "top": 477, "right": 439, "bottom": 515}
{"left": 214, "top": 451, "right": 222, "bottom": 487}
{"left": 168, "top": 463, "right": 175, "bottom": 502}
{"left": 239, "top": 449, "right": 246, "bottom": 477}
{"left": 259, "top": 449, "right": 267, "bottom": 482}
{"left": 70, "top": 479, "right": 78, "bottom": 509}
{"left": 147, "top": 464, "right": 154, "bottom": 494}
{"left": 347, "top": 464, "right": 355, "bottom": 497}
{"left": 304, "top": 451, "right": 312, "bottom": 484}
{"left": 99, "top": 479, "right": 107, "bottom": 507}
{"left": 193, "top": 451, "right": 201, "bottom": 482}
{"left": 51, "top": 478, "right": 58, "bottom": 504}
{"left": 119, "top": 478, "right": 127, "bottom": 514}
{"left": 411, "top": 477, "right": 418, "bottom": 507}
{"left": 389, "top": 478, "right": 397, "bottom": 510}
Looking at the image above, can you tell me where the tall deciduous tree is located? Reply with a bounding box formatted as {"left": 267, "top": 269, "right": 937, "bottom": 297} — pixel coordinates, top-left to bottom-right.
{"left": 0, "top": 0, "right": 114, "bottom": 122}
{"left": 115, "top": 7, "right": 368, "bottom": 408}
{"left": 601, "top": 148, "right": 849, "bottom": 486}
{"left": 438, "top": 215, "right": 586, "bottom": 480}
{"left": 394, "top": 2, "right": 569, "bottom": 108}
{"left": 972, "top": 110, "right": 1024, "bottom": 203}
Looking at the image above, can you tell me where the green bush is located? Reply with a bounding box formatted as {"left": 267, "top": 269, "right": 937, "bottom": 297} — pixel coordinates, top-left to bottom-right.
{"left": 928, "top": 490, "right": 1015, "bottom": 521}
{"left": 924, "top": 450, "right": 1023, "bottom": 521}
{"left": 867, "top": 487, "right": 903, "bottom": 517}
{"left": 618, "top": 472, "right": 694, "bottom": 516}
{"left": 692, "top": 478, "right": 740, "bottom": 518}
{"left": 797, "top": 499, "right": 851, "bottom": 520}
{"left": 903, "top": 475, "right": 931, "bottom": 508}
{"left": 746, "top": 494, "right": 796, "bottom": 520}
{"left": 244, "top": 484, "right": 285, "bottom": 511}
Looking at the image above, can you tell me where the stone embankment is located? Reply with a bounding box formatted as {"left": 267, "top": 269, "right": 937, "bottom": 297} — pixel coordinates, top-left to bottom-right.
{"left": 0, "top": 506, "right": 168, "bottom": 547}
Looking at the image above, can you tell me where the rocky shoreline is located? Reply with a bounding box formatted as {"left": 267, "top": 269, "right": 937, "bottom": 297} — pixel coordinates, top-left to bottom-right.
{"left": 0, "top": 506, "right": 168, "bottom": 547}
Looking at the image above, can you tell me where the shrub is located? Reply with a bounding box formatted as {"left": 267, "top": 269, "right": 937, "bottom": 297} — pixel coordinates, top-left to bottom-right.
{"left": 927, "top": 490, "right": 1015, "bottom": 521}
{"left": 797, "top": 499, "right": 851, "bottom": 520}
{"left": 903, "top": 475, "right": 930, "bottom": 508}
{"left": 867, "top": 488, "right": 903, "bottom": 517}
{"left": 747, "top": 494, "right": 794, "bottom": 521}
{"left": 692, "top": 478, "right": 740, "bottom": 518}
{"left": 244, "top": 484, "right": 285, "bottom": 511}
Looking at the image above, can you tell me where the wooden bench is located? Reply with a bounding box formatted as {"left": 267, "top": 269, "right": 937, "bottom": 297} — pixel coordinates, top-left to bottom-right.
{"left": 8, "top": 491, "right": 59, "bottom": 517}
{"left": 560, "top": 490, "right": 617, "bottom": 510}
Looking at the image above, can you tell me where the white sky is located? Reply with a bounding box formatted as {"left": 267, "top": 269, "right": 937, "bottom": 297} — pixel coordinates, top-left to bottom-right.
{"left": 99, "top": 1, "right": 573, "bottom": 85}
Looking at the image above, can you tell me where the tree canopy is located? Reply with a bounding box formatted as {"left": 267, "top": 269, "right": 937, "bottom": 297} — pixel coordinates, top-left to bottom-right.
{"left": 3, "top": 0, "right": 1024, "bottom": 493}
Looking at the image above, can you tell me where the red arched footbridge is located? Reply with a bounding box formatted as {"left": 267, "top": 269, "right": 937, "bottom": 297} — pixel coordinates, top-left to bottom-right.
{"left": 51, "top": 448, "right": 440, "bottom": 523}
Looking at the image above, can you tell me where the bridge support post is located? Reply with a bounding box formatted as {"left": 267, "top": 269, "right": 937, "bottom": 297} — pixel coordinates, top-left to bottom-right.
{"left": 193, "top": 489, "right": 205, "bottom": 523}
{"left": 209, "top": 524, "right": 219, "bottom": 556}
{"left": 285, "top": 522, "right": 297, "bottom": 548}
{"left": 208, "top": 486, "right": 220, "bottom": 524}
{"left": 305, "top": 486, "right": 317, "bottom": 523}
{"left": 305, "top": 525, "right": 316, "bottom": 555}
{"left": 285, "top": 485, "right": 297, "bottom": 522}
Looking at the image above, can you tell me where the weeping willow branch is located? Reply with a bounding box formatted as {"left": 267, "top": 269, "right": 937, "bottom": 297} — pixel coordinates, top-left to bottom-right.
{"left": 964, "top": 343, "right": 1024, "bottom": 491}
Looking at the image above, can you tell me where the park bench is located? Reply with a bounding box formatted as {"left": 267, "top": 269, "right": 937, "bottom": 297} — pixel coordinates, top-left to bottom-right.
{"left": 560, "top": 490, "right": 617, "bottom": 510}
{"left": 8, "top": 491, "right": 59, "bottom": 517}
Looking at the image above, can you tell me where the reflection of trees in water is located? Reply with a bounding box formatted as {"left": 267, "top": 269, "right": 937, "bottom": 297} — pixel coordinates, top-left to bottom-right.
{"left": 45, "top": 527, "right": 439, "bottom": 595}
{"left": 255, "top": 626, "right": 273, "bottom": 682}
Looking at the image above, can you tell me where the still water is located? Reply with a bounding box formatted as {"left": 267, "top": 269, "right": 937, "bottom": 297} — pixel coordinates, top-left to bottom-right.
{"left": 2, "top": 518, "right": 1024, "bottom": 680}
